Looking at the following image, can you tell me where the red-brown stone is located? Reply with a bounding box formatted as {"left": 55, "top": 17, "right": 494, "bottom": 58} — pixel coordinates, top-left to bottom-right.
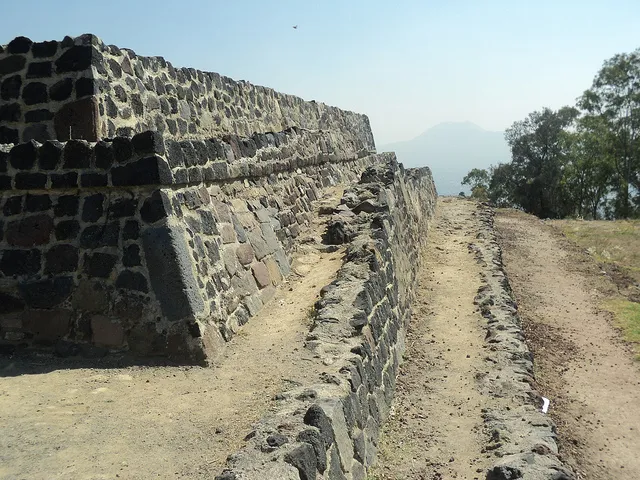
{"left": 5, "top": 214, "right": 53, "bottom": 247}
{"left": 91, "top": 315, "right": 125, "bottom": 347}
{"left": 22, "top": 308, "right": 72, "bottom": 342}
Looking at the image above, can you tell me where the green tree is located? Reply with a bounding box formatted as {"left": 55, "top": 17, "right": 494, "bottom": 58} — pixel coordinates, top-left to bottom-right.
{"left": 487, "top": 163, "right": 516, "bottom": 207}
{"left": 561, "top": 115, "right": 615, "bottom": 219}
{"left": 461, "top": 168, "right": 490, "bottom": 200}
{"left": 504, "top": 107, "right": 579, "bottom": 218}
{"left": 578, "top": 48, "right": 640, "bottom": 218}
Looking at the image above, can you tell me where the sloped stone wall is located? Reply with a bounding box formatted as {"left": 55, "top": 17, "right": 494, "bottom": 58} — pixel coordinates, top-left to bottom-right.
{"left": 214, "top": 158, "right": 437, "bottom": 479}
{"left": 0, "top": 32, "right": 381, "bottom": 361}
{"left": 0, "top": 127, "right": 381, "bottom": 361}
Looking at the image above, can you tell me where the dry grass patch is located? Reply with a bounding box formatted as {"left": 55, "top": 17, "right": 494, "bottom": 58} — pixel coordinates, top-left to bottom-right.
{"left": 551, "top": 218, "right": 640, "bottom": 358}
{"left": 552, "top": 219, "right": 640, "bottom": 283}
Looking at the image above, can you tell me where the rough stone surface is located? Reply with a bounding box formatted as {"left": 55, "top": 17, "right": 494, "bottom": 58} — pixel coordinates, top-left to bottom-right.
{"left": 213, "top": 160, "right": 438, "bottom": 479}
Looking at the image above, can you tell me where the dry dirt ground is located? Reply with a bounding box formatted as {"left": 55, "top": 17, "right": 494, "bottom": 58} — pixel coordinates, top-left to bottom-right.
{"left": 370, "top": 198, "right": 493, "bottom": 480}
{"left": 495, "top": 209, "right": 640, "bottom": 480}
{"left": 0, "top": 193, "right": 343, "bottom": 480}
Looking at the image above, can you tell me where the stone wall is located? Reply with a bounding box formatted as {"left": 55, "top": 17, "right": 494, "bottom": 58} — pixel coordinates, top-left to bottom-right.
{"left": 215, "top": 158, "right": 437, "bottom": 480}
{"left": 0, "top": 34, "right": 375, "bottom": 151}
{"left": 0, "top": 32, "right": 382, "bottom": 361}
{"left": 0, "top": 125, "right": 380, "bottom": 361}
{"left": 0, "top": 36, "right": 96, "bottom": 144}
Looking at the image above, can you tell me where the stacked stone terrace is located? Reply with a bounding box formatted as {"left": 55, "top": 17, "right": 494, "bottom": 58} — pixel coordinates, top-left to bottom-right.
{"left": 0, "top": 34, "right": 381, "bottom": 361}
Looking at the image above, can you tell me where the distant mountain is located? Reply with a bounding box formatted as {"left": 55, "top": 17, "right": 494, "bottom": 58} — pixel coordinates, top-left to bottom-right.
{"left": 379, "top": 122, "right": 511, "bottom": 196}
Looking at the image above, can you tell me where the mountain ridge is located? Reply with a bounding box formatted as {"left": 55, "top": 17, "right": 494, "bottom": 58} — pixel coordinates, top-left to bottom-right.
{"left": 379, "top": 122, "right": 511, "bottom": 195}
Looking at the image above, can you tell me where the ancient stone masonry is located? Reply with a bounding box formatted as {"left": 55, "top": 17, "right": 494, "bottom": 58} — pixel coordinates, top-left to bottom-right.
{"left": 0, "top": 34, "right": 375, "bottom": 149}
{"left": 215, "top": 159, "right": 437, "bottom": 480}
{"left": 0, "top": 33, "right": 380, "bottom": 361}
{"left": 470, "top": 207, "right": 575, "bottom": 480}
{"left": 0, "top": 129, "right": 380, "bottom": 361}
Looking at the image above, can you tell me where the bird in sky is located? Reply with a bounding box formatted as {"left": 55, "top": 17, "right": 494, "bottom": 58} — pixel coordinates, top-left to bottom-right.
{"left": 293, "top": 25, "right": 298, "bottom": 29}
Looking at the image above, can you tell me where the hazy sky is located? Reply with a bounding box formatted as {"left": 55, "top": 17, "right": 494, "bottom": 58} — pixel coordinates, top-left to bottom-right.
{"left": 2, "top": 1, "right": 639, "bottom": 146}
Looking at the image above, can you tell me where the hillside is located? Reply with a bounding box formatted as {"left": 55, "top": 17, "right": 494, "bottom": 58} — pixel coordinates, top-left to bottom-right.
{"left": 379, "top": 122, "right": 511, "bottom": 195}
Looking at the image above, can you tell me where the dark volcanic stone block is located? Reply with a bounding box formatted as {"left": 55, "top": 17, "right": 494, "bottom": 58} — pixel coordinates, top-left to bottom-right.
{"left": 112, "top": 137, "right": 134, "bottom": 163}
{"left": 49, "top": 78, "right": 73, "bottom": 101}
{"left": 5, "top": 214, "right": 53, "bottom": 246}
{"left": 115, "top": 270, "right": 148, "bottom": 293}
{"left": 0, "top": 103, "right": 21, "bottom": 122}
{"left": 110, "top": 197, "right": 138, "bottom": 218}
{"left": 284, "top": 444, "right": 317, "bottom": 480}
{"left": 49, "top": 172, "right": 77, "bottom": 189}
{"left": 140, "top": 190, "right": 171, "bottom": 224}
{"left": 142, "top": 225, "right": 205, "bottom": 320}
{"left": 80, "top": 172, "right": 108, "bottom": 187}
{"left": 83, "top": 252, "right": 117, "bottom": 278}
{"left": 1, "top": 75, "right": 22, "bottom": 100}
{"left": 45, "top": 244, "right": 79, "bottom": 274}
{"left": 38, "top": 141, "right": 63, "bottom": 170}
{"left": 15, "top": 172, "right": 47, "bottom": 189}
{"left": 132, "top": 131, "right": 165, "bottom": 155}
{"left": 55, "top": 45, "right": 92, "bottom": 72}
{"left": 26, "top": 61, "right": 52, "bottom": 78}
{"left": 75, "top": 77, "right": 97, "bottom": 97}
{"left": 122, "top": 220, "right": 139, "bottom": 240}
{"left": 180, "top": 141, "right": 197, "bottom": 167}
{"left": 123, "top": 244, "right": 141, "bottom": 267}
{"left": 22, "top": 124, "right": 50, "bottom": 143}
{"left": 55, "top": 220, "right": 80, "bottom": 240}
{"left": 0, "top": 126, "right": 19, "bottom": 144}
{"left": 200, "top": 210, "right": 218, "bottom": 235}
{"left": 54, "top": 195, "right": 79, "bottom": 217}
{"left": 0, "top": 249, "right": 41, "bottom": 276}
{"left": 303, "top": 405, "right": 334, "bottom": 447}
{"left": 297, "top": 429, "right": 328, "bottom": 473}
{"left": 79, "top": 223, "right": 119, "bottom": 248}
{"left": 32, "top": 41, "right": 58, "bottom": 58}
{"left": 19, "top": 276, "right": 73, "bottom": 309}
{"left": 7, "top": 36, "right": 32, "bottom": 54}
{"left": 82, "top": 194, "right": 104, "bottom": 222}
{"left": 3, "top": 196, "right": 23, "bottom": 216}
{"left": 63, "top": 140, "right": 91, "bottom": 168}
{"left": 54, "top": 97, "right": 99, "bottom": 142}
{"left": 0, "top": 55, "right": 26, "bottom": 75}
{"left": 25, "top": 109, "right": 54, "bottom": 123}
{"left": 115, "top": 127, "right": 134, "bottom": 138}
{"left": 10, "top": 140, "right": 38, "bottom": 170}
{"left": 22, "top": 82, "right": 48, "bottom": 105}
{"left": 111, "top": 156, "right": 172, "bottom": 186}
{"left": 94, "top": 141, "right": 115, "bottom": 169}
{"left": 166, "top": 141, "right": 185, "bottom": 168}
{"left": 25, "top": 194, "right": 51, "bottom": 212}
{"left": 105, "top": 97, "right": 118, "bottom": 118}
{"left": 0, "top": 175, "right": 11, "bottom": 190}
{"left": 0, "top": 292, "right": 25, "bottom": 314}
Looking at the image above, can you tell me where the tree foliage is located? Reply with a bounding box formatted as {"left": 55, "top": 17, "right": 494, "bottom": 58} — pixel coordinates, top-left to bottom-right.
{"left": 461, "top": 47, "right": 640, "bottom": 219}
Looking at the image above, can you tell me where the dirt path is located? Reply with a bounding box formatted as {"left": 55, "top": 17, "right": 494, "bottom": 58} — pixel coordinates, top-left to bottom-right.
{"left": 495, "top": 209, "right": 640, "bottom": 480}
{"left": 371, "top": 198, "right": 492, "bottom": 480}
{"left": 0, "top": 195, "right": 343, "bottom": 480}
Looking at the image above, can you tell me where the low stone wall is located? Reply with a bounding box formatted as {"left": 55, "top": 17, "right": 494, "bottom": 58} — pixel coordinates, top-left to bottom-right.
{"left": 0, "top": 127, "right": 379, "bottom": 361}
{"left": 0, "top": 34, "right": 375, "bottom": 151}
{"left": 470, "top": 206, "right": 574, "bottom": 480}
{"left": 215, "top": 158, "right": 437, "bottom": 479}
